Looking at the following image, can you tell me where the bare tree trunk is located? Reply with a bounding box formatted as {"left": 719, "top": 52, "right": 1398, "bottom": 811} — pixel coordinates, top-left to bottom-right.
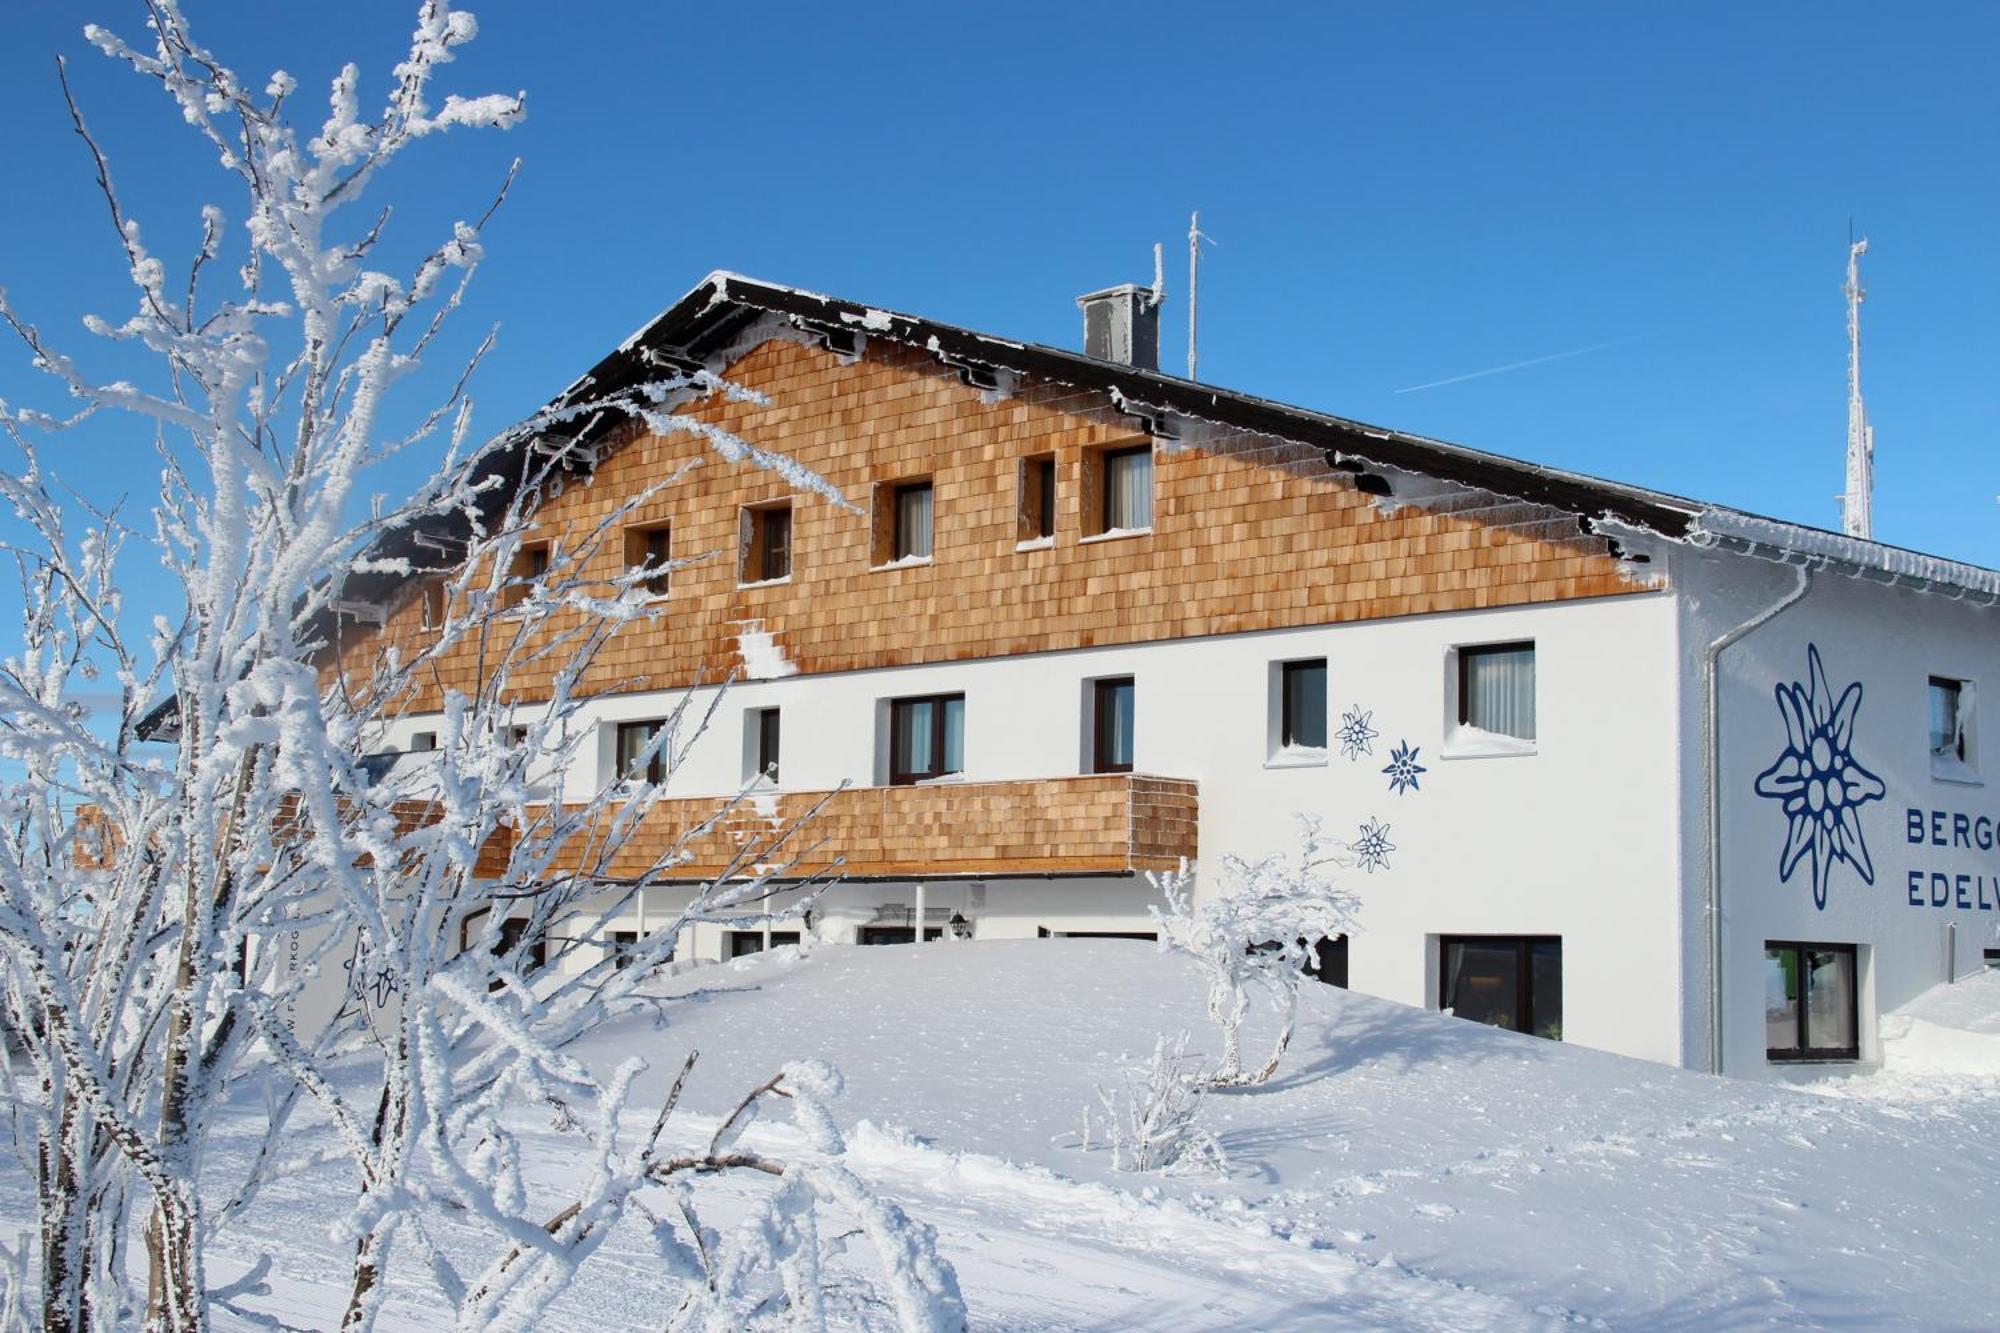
{"left": 139, "top": 1182, "right": 206, "bottom": 1333}
{"left": 339, "top": 1076, "right": 404, "bottom": 1331}
{"left": 39, "top": 1095, "right": 86, "bottom": 1333}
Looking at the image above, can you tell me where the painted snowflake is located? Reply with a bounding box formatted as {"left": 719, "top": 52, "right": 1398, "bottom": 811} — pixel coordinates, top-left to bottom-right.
{"left": 1352, "top": 817, "right": 1395, "bottom": 873}
{"left": 1335, "top": 704, "right": 1379, "bottom": 760}
{"left": 1753, "top": 643, "right": 1885, "bottom": 910}
{"left": 1383, "top": 740, "right": 1427, "bottom": 795}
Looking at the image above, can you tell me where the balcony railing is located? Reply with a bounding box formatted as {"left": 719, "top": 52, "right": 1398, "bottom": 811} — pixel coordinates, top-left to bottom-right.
{"left": 546, "top": 773, "right": 1198, "bottom": 882}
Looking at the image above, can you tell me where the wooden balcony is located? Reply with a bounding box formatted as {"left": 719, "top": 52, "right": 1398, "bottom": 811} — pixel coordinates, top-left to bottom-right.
{"left": 552, "top": 773, "right": 1198, "bottom": 882}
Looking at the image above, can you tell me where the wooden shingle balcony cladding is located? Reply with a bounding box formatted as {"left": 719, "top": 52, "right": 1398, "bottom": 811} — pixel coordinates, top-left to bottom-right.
{"left": 554, "top": 773, "right": 1198, "bottom": 882}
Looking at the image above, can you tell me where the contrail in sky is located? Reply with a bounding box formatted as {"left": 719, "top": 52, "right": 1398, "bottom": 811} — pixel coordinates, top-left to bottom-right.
{"left": 1393, "top": 333, "right": 1656, "bottom": 394}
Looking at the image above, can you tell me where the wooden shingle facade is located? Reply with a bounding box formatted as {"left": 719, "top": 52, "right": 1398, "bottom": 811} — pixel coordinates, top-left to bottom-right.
{"left": 331, "top": 331, "right": 1658, "bottom": 712}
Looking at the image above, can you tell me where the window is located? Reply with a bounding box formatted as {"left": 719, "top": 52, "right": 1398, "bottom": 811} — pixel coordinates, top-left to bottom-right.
{"left": 1020, "top": 454, "right": 1056, "bottom": 542}
{"left": 871, "top": 477, "right": 935, "bottom": 566}
{"left": 409, "top": 731, "right": 438, "bottom": 753}
{"left": 728, "top": 929, "right": 800, "bottom": 958}
{"left": 1930, "top": 676, "right": 1974, "bottom": 776}
{"left": 1440, "top": 936, "right": 1562, "bottom": 1040}
{"left": 461, "top": 908, "right": 545, "bottom": 981}
{"left": 890, "top": 694, "right": 964, "bottom": 784}
{"left": 1281, "top": 659, "right": 1328, "bottom": 750}
{"left": 742, "top": 503, "right": 792, "bottom": 583}
{"left": 504, "top": 541, "right": 549, "bottom": 610}
{"left": 609, "top": 929, "right": 639, "bottom": 971}
{"left": 859, "top": 925, "right": 945, "bottom": 945}
{"left": 1985, "top": 948, "right": 2000, "bottom": 971}
{"left": 419, "top": 578, "right": 447, "bottom": 631}
{"left": 894, "top": 481, "right": 934, "bottom": 561}
{"left": 616, "top": 719, "right": 665, "bottom": 784}
{"left": 1764, "top": 942, "right": 1858, "bottom": 1061}
{"left": 754, "top": 707, "right": 781, "bottom": 782}
{"left": 1093, "top": 444, "right": 1153, "bottom": 534}
{"left": 1092, "top": 677, "right": 1135, "bottom": 773}
{"left": 625, "top": 524, "right": 672, "bottom": 595}
{"left": 1307, "top": 935, "right": 1348, "bottom": 988}
{"left": 1459, "top": 641, "right": 1536, "bottom": 741}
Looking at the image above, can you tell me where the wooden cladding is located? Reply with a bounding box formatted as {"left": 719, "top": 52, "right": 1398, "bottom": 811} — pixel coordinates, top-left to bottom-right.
{"left": 544, "top": 773, "right": 1198, "bottom": 882}
{"left": 330, "top": 335, "right": 1655, "bottom": 710}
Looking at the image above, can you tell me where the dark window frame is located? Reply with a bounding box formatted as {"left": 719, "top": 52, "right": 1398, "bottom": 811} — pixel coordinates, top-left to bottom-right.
{"left": 1929, "top": 675, "right": 1967, "bottom": 762}
{"left": 503, "top": 541, "right": 550, "bottom": 610}
{"left": 461, "top": 907, "right": 545, "bottom": 983}
{"left": 1457, "top": 640, "right": 1537, "bottom": 737}
{"left": 755, "top": 707, "right": 781, "bottom": 782}
{"left": 609, "top": 929, "right": 639, "bottom": 971}
{"left": 1765, "top": 940, "right": 1860, "bottom": 1062}
{"left": 409, "top": 731, "right": 438, "bottom": 753}
{"left": 759, "top": 505, "right": 792, "bottom": 582}
{"left": 858, "top": 925, "right": 945, "bottom": 945}
{"left": 1021, "top": 454, "right": 1056, "bottom": 542}
{"left": 889, "top": 693, "right": 965, "bottom": 785}
{"left": 893, "top": 480, "right": 935, "bottom": 561}
{"left": 616, "top": 719, "right": 667, "bottom": 785}
{"left": 1438, "top": 934, "right": 1562, "bottom": 1039}
{"left": 1280, "top": 658, "right": 1329, "bottom": 749}
{"left": 1099, "top": 443, "right": 1154, "bottom": 533}
{"left": 627, "top": 523, "right": 673, "bottom": 595}
{"left": 1092, "top": 676, "right": 1135, "bottom": 774}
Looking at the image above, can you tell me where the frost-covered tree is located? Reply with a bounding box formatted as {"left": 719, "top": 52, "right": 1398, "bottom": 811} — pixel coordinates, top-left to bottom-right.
{"left": 0, "top": 4, "right": 959, "bottom": 1330}
{"left": 1082, "top": 1031, "right": 1225, "bottom": 1175}
{"left": 1149, "top": 817, "right": 1360, "bottom": 1088}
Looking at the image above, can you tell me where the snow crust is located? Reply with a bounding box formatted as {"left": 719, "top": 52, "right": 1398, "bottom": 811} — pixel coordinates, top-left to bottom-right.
{"left": 733, "top": 619, "right": 798, "bottom": 681}
{"left": 80, "top": 941, "right": 2000, "bottom": 1330}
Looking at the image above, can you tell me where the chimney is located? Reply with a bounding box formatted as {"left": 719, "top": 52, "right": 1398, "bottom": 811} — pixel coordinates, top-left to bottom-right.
{"left": 1075, "top": 282, "right": 1160, "bottom": 370}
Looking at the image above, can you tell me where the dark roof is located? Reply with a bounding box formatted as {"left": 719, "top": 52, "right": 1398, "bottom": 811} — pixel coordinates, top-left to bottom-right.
{"left": 553, "top": 272, "right": 1710, "bottom": 539}
{"left": 138, "top": 269, "right": 1997, "bottom": 741}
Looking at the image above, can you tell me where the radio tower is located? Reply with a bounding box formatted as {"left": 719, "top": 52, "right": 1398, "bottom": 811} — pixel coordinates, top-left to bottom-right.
{"left": 1841, "top": 235, "right": 1874, "bottom": 539}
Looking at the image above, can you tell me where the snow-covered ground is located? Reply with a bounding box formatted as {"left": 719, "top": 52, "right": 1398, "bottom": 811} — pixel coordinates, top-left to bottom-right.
{"left": 11, "top": 942, "right": 1999, "bottom": 1329}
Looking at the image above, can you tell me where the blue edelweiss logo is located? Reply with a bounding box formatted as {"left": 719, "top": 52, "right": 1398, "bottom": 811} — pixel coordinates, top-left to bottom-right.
{"left": 1383, "top": 740, "right": 1426, "bottom": 795}
{"left": 1336, "top": 704, "right": 1379, "bottom": 760}
{"left": 1752, "top": 643, "right": 1886, "bottom": 910}
{"left": 1352, "top": 816, "right": 1395, "bottom": 873}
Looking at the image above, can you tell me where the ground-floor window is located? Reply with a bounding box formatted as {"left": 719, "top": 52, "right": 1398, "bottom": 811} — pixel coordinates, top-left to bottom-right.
{"left": 1764, "top": 941, "right": 1859, "bottom": 1061}
{"left": 727, "top": 929, "right": 801, "bottom": 958}
{"left": 1036, "top": 927, "right": 1158, "bottom": 941}
{"left": 1440, "top": 935, "right": 1562, "bottom": 1040}
{"left": 1306, "top": 935, "right": 1348, "bottom": 988}
{"left": 858, "top": 925, "right": 944, "bottom": 945}
{"left": 1985, "top": 947, "right": 2000, "bottom": 971}
{"left": 609, "top": 929, "right": 638, "bottom": 970}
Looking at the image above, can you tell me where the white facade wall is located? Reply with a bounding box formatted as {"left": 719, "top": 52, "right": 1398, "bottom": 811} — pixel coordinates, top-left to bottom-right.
{"left": 385, "top": 588, "right": 1690, "bottom": 1067}
{"left": 1683, "top": 547, "right": 2000, "bottom": 1080}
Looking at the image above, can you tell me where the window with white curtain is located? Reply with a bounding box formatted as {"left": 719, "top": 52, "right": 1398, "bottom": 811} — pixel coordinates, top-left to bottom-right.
{"left": 1458, "top": 642, "right": 1535, "bottom": 741}
{"left": 894, "top": 481, "right": 934, "bottom": 560}
{"left": 1102, "top": 445, "right": 1153, "bottom": 532}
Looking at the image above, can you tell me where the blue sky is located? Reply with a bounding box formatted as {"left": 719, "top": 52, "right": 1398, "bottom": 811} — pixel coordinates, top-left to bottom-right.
{"left": 2, "top": 0, "right": 1997, "bottom": 608}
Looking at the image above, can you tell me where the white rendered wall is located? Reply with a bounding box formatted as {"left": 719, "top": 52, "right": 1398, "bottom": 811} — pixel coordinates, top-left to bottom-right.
{"left": 388, "top": 589, "right": 1688, "bottom": 1066}
{"left": 1681, "top": 547, "right": 2000, "bottom": 1080}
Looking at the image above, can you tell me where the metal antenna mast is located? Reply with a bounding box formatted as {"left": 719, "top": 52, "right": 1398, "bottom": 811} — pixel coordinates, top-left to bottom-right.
{"left": 1842, "top": 233, "right": 1874, "bottom": 539}
{"left": 1187, "top": 211, "right": 1215, "bottom": 379}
